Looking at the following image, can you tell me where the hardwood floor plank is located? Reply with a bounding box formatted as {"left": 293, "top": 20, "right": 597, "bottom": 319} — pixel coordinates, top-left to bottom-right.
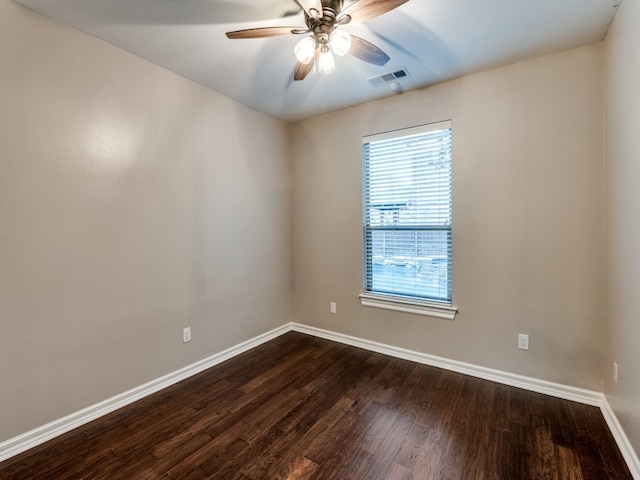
{"left": 0, "top": 332, "right": 632, "bottom": 479}
{"left": 530, "top": 415, "right": 560, "bottom": 480}
{"left": 178, "top": 437, "right": 250, "bottom": 480}
{"left": 412, "top": 429, "right": 447, "bottom": 480}
{"left": 237, "top": 344, "right": 319, "bottom": 394}
{"left": 331, "top": 447, "right": 374, "bottom": 478}
{"left": 359, "top": 400, "right": 401, "bottom": 455}
{"left": 274, "top": 456, "right": 319, "bottom": 480}
{"left": 393, "top": 420, "right": 431, "bottom": 471}
{"left": 556, "top": 445, "right": 584, "bottom": 480}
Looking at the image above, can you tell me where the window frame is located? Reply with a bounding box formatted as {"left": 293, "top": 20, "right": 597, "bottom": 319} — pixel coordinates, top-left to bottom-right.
{"left": 360, "top": 121, "right": 457, "bottom": 320}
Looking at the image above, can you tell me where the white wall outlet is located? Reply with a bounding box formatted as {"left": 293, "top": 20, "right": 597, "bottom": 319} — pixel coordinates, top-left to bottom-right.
{"left": 183, "top": 327, "right": 191, "bottom": 343}
{"left": 330, "top": 302, "right": 337, "bottom": 314}
{"left": 518, "top": 334, "right": 529, "bottom": 350}
{"left": 613, "top": 362, "right": 618, "bottom": 383}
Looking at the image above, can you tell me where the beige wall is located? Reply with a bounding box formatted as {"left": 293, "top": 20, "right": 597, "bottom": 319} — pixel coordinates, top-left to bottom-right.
{"left": 292, "top": 44, "right": 604, "bottom": 390}
{"left": 0, "top": 0, "right": 291, "bottom": 443}
{"left": 604, "top": 0, "right": 640, "bottom": 457}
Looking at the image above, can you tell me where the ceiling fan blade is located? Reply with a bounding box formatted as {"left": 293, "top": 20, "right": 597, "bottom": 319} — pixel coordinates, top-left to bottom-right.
{"left": 226, "top": 26, "right": 298, "bottom": 39}
{"left": 349, "top": 35, "right": 390, "bottom": 66}
{"left": 296, "top": 0, "right": 323, "bottom": 18}
{"left": 340, "top": 0, "right": 409, "bottom": 23}
{"left": 294, "top": 58, "right": 315, "bottom": 81}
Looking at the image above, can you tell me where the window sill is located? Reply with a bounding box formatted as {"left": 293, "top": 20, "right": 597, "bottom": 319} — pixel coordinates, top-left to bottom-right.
{"left": 359, "top": 293, "right": 458, "bottom": 320}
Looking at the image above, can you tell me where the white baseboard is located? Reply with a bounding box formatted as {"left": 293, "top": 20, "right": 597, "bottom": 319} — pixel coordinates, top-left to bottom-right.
{"left": 601, "top": 397, "right": 640, "bottom": 479}
{"left": 290, "top": 323, "right": 603, "bottom": 406}
{"left": 0, "top": 324, "right": 289, "bottom": 463}
{"left": 2, "top": 321, "right": 638, "bottom": 480}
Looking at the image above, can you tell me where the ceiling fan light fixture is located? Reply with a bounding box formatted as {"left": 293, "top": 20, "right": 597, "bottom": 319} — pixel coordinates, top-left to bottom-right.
{"left": 330, "top": 29, "right": 351, "bottom": 56}
{"left": 294, "top": 36, "right": 316, "bottom": 64}
{"left": 317, "top": 44, "right": 335, "bottom": 75}
{"left": 226, "top": 0, "right": 408, "bottom": 81}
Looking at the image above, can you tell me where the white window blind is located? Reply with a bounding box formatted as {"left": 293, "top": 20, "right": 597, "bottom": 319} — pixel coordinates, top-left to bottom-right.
{"left": 363, "top": 121, "right": 452, "bottom": 304}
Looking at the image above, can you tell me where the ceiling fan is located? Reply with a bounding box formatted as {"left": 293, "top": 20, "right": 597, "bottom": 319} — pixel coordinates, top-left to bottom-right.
{"left": 226, "top": 0, "right": 410, "bottom": 81}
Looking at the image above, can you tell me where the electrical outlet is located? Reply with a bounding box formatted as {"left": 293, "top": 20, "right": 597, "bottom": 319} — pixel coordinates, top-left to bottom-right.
{"left": 330, "top": 302, "right": 337, "bottom": 314}
{"left": 613, "top": 362, "right": 618, "bottom": 383}
{"left": 518, "top": 334, "right": 529, "bottom": 350}
{"left": 183, "top": 327, "right": 191, "bottom": 343}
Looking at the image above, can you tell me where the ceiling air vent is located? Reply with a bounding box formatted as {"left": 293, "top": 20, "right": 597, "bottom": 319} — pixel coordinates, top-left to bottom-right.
{"left": 368, "top": 68, "right": 410, "bottom": 87}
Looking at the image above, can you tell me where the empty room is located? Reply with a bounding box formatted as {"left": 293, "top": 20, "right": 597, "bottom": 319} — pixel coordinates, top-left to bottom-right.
{"left": 1, "top": 0, "right": 639, "bottom": 478}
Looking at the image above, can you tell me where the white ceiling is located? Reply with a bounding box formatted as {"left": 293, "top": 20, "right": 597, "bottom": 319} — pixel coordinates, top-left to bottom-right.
{"left": 15, "top": 0, "right": 620, "bottom": 122}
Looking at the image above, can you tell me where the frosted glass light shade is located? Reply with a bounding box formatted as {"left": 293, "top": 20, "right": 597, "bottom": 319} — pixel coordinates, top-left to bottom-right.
{"left": 294, "top": 36, "right": 316, "bottom": 65}
{"left": 317, "top": 45, "right": 335, "bottom": 75}
{"left": 330, "top": 30, "right": 351, "bottom": 56}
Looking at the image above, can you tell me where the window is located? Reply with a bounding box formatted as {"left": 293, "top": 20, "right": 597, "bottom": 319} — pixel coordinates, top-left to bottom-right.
{"left": 361, "top": 121, "right": 455, "bottom": 317}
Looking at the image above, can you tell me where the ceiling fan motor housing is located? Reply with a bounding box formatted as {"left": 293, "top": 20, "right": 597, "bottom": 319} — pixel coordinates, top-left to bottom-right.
{"left": 306, "top": 0, "right": 350, "bottom": 35}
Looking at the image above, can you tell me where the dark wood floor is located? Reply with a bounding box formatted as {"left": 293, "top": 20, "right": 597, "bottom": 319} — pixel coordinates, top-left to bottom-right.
{"left": 0, "top": 332, "right": 632, "bottom": 479}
